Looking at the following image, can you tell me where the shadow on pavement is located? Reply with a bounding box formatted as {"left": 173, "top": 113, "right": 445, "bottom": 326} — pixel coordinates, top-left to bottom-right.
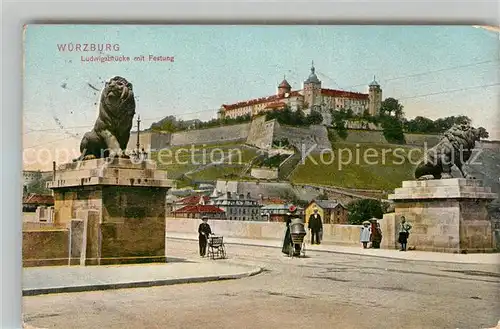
{"left": 166, "top": 257, "right": 197, "bottom": 263}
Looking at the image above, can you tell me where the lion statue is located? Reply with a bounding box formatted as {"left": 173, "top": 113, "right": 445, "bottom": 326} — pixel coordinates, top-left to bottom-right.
{"left": 75, "top": 76, "right": 136, "bottom": 161}
{"left": 414, "top": 123, "right": 484, "bottom": 180}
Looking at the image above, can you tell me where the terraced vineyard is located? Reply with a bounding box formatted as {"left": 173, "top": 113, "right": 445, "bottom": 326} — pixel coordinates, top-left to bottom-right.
{"left": 289, "top": 142, "right": 423, "bottom": 190}
{"left": 151, "top": 143, "right": 262, "bottom": 181}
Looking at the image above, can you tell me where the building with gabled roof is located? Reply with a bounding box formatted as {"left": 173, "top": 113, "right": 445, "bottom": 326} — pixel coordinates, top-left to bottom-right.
{"left": 171, "top": 204, "right": 226, "bottom": 219}
{"left": 212, "top": 191, "right": 262, "bottom": 221}
{"left": 22, "top": 193, "right": 54, "bottom": 212}
{"left": 305, "top": 199, "right": 348, "bottom": 225}
{"left": 173, "top": 194, "right": 211, "bottom": 211}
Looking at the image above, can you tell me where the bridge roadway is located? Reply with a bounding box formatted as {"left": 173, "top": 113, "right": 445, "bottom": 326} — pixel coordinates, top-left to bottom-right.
{"left": 23, "top": 239, "right": 500, "bottom": 329}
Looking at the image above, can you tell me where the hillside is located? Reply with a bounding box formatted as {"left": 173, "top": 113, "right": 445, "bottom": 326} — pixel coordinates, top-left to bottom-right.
{"left": 151, "top": 142, "right": 262, "bottom": 182}
{"left": 289, "top": 142, "right": 422, "bottom": 191}
{"left": 146, "top": 125, "right": 498, "bottom": 202}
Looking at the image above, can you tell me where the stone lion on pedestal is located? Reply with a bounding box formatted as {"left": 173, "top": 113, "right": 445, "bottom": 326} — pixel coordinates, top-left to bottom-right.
{"left": 75, "top": 76, "right": 136, "bottom": 161}
{"left": 414, "top": 123, "right": 485, "bottom": 180}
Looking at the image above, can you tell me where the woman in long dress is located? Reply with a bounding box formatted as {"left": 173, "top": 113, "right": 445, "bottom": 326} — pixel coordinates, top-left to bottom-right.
{"left": 282, "top": 205, "right": 302, "bottom": 256}
{"left": 282, "top": 215, "right": 292, "bottom": 255}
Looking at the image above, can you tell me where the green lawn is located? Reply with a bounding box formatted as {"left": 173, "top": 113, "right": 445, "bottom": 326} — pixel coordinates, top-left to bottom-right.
{"left": 188, "top": 164, "right": 247, "bottom": 181}
{"left": 289, "top": 142, "right": 424, "bottom": 190}
{"left": 151, "top": 144, "right": 261, "bottom": 181}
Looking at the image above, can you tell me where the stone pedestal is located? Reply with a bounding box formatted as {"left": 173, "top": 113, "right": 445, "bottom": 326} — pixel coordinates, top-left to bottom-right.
{"left": 388, "top": 178, "right": 498, "bottom": 253}
{"left": 47, "top": 158, "right": 175, "bottom": 265}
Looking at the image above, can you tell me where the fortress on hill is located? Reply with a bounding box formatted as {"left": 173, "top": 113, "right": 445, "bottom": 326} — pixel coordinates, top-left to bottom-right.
{"left": 218, "top": 62, "right": 383, "bottom": 121}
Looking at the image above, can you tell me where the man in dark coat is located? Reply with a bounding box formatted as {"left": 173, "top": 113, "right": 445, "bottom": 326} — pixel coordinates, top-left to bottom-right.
{"left": 308, "top": 207, "right": 323, "bottom": 245}
{"left": 198, "top": 216, "right": 212, "bottom": 257}
{"left": 370, "top": 219, "right": 383, "bottom": 249}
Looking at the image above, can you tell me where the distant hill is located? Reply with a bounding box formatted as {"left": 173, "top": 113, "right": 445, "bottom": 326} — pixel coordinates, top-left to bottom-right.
{"left": 142, "top": 119, "right": 499, "bottom": 204}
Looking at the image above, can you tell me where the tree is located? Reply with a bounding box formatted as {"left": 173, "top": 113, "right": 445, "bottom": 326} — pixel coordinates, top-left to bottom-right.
{"left": 405, "top": 116, "right": 435, "bottom": 133}
{"left": 346, "top": 199, "right": 384, "bottom": 225}
{"left": 331, "top": 109, "right": 349, "bottom": 139}
{"left": 316, "top": 191, "right": 329, "bottom": 200}
{"left": 381, "top": 115, "right": 405, "bottom": 144}
{"left": 380, "top": 97, "right": 404, "bottom": 119}
{"left": 346, "top": 108, "right": 354, "bottom": 119}
{"left": 292, "top": 109, "right": 306, "bottom": 126}
{"left": 306, "top": 110, "right": 323, "bottom": 125}
{"left": 433, "top": 115, "right": 471, "bottom": 133}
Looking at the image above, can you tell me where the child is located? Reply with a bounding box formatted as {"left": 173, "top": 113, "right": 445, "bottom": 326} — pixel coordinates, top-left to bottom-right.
{"left": 198, "top": 216, "right": 212, "bottom": 257}
{"left": 360, "top": 221, "right": 371, "bottom": 249}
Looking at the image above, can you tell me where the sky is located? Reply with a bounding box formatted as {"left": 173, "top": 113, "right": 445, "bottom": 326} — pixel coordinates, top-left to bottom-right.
{"left": 23, "top": 25, "right": 500, "bottom": 170}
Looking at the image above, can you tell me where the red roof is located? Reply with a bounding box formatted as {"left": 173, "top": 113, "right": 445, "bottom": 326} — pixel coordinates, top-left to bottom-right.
{"left": 23, "top": 193, "right": 54, "bottom": 205}
{"left": 278, "top": 79, "right": 291, "bottom": 88}
{"left": 177, "top": 195, "right": 210, "bottom": 205}
{"left": 321, "top": 88, "right": 368, "bottom": 100}
{"left": 172, "top": 204, "right": 225, "bottom": 214}
{"left": 222, "top": 90, "right": 301, "bottom": 111}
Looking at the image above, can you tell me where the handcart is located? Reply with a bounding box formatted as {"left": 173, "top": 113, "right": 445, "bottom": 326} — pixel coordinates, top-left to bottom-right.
{"left": 207, "top": 234, "right": 227, "bottom": 260}
{"left": 289, "top": 219, "right": 306, "bottom": 258}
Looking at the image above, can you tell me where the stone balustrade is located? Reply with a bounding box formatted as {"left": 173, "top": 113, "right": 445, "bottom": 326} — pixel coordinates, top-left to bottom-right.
{"left": 167, "top": 218, "right": 364, "bottom": 246}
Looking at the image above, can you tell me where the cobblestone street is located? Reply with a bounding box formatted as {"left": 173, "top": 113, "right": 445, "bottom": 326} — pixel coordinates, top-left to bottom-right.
{"left": 23, "top": 239, "right": 500, "bottom": 329}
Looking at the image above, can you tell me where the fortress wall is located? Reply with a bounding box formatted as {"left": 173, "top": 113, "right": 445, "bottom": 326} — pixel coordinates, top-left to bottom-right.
{"left": 170, "top": 123, "right": 251, "bottom": 146}
{"left": 246, "top": 116, "right": 276, "bottom": 149}
{"left": 274, "top": 124, "right": 331, "bottom": 153}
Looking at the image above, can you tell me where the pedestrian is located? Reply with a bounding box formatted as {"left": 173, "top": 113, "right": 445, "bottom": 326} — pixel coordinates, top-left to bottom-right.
{"left": 308, "top": 207, "right": 323, "bottom": 245}
{"left": 360, "top": 221, "right": 371, "bottom": 249}
{"left": 198, "top": 216, "right": 212, "bottom": 257}
{"left": 398, "top": 216, "right": 412, "bottom": 251}
{"left": 370, "top": 219, "right": 383, "bottom": 249}
{"left": 282, "top": 205, "right": 303, "bottom": 257}
{"left": 282, "top": 209, "right": 293, "bottom": 256}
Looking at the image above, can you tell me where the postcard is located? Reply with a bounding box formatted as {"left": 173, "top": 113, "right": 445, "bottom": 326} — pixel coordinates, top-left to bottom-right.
{"left": 22, "top": 25, "right": 500, "bottom": 329}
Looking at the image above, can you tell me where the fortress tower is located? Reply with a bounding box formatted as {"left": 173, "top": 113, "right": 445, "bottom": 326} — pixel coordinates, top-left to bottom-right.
{"left": 277, "top": 76, "right": 292, "bottom": 96}
{"left": 368, "top": 76, "right": 383, "bottom": 116}
{"left": 303, "top": 61, "right": 322, "bottom": 114}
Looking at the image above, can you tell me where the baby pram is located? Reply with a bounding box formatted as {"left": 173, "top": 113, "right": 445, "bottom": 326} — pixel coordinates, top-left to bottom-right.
{"left": 207, "top": 234, "right": 226, "bottom": 260}
{"left": 289, "top": 218, "right": 306, "bottom": 258}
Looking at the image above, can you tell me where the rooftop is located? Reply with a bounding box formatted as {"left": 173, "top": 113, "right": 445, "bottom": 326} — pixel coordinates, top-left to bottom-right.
{"left": 172, "top": 204, "right": 225, "bottom": 214}
{"left": 23, "top": 193, "right": 54, "bottom": 205}
{"left": 222, "top": 91, "right": 302, "bottom": 111}
{"left": 278, "top": 79, "right": 291, "bottom": 89}
{"left": 321, "top": 88, "right": 369, "bottom": 100}
{"left": 311, "top": 200, "right": 345, "bottom": 209}
{"left": 177, "top": 195, "right": 210, "bottom": 205}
